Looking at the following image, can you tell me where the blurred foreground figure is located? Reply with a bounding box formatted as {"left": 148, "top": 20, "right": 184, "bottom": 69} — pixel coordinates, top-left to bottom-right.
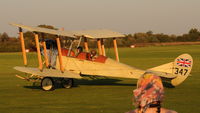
{"left": 126, "top": 73, "right": 177, "bottom": 113}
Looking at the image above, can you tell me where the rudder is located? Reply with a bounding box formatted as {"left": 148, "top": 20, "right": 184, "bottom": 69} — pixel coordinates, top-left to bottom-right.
{"left": 171, "top": 54, "right": 193, "bottom": 86}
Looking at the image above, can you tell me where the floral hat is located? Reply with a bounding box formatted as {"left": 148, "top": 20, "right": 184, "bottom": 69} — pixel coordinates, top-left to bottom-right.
{"left": 133, "top": 72, "right": 164, "bottom": 111}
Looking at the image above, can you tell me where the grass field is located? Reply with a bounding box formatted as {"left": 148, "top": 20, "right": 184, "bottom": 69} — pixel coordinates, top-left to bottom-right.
{"left": 0, "top": 45, "right": 199, "bottom": 113}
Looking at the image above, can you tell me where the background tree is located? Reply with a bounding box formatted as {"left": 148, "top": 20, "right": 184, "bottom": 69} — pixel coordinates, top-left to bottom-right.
{"left": 134, "top": 33, "right": 148, "bottom": 43}
{"left": 0, "top": 32, "right": 21, "bottom": 52}
{"left": 120, "top": 34, "right": 136, "bottom": 47}
{"left": 146, "top": 30, "right": 153, "bottom": 36}
{"left": 147, "top": 36, "right": 160, "bottom": 43}
{"left": 187, "top": 28, "right": 200, "bottom": 41}
{"left": 155, "top": 33, "right": 171, "bottom": 42}
{"left": 0, "top": 32, "right": 9, "bottom": 42}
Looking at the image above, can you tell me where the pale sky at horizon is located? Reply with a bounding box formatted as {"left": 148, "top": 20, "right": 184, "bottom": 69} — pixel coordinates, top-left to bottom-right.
{"left": 0, "top": 0, "right": 200, "bottom": 37}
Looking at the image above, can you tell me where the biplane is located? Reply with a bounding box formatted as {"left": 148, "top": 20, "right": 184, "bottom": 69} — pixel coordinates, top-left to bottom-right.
{"left": 11, "top": 23, "right": 193, "bottom": 91}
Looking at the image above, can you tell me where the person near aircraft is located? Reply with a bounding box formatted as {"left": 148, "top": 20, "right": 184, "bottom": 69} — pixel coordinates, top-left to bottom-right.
{"left": 76, "top": 46, "right": 83, "bottom": 57}
{"left": 90, "top": 50, "right": 97, "bottom": 60}
{"left": 76, "top": 46, "right": 92, "bottom": 60}
{"left": 126, "top": 73, "right": 177, "bottom": 113}
{"left": 40, "top": 39, "right": 58, "bottom": 69}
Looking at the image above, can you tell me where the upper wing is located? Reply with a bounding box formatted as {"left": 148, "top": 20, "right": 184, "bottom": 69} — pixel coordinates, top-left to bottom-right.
{"left": 14, "top": 66, "right": 82, "bottom": 79}
{"left": 73, "top": 29, "right": 125, "bottom": 39}
{"left": 10, "top": 23, "right": 76, "bottom": 38}
{"left": 10, "top": 23, "right": 125, "bottom": 39}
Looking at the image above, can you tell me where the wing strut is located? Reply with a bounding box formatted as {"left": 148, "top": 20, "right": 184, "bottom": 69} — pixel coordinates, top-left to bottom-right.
{"left": 97, "top": 39, "right": 103, "bottom": 55}
{"left": 34, "top": 33, "right": 43, "bottom": 71}
{"left": 41, "top": 34, "right": 49, "bottom": 68}
{"left": 113, "top": 38, "right": 119, "bottom": 62}
{"left": 83, "top": 37, "right": 89, "bottom": 52}
{"left": 19, "top": 27, "right": 27, "bottom": 66}
{"left": 67, "top": 39, "right": 75, "bottom": 56}
{"left": 56, "top": 36, "right": 65, "bottom": 72}
{"left": 101, "top": 39, "right": 106, "bottom": 56}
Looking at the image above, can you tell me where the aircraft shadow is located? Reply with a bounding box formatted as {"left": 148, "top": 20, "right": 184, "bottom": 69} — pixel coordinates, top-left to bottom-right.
{"left": 23, "top": 78, "right": 136, "bottom": 90}
{"left": 24, "top": 85, "right": 41, "bottom": 89}
{"left": 23, "top": 77, "right": 175, "bottom": 90}
{"left": 23, "top": 82, "right": 42, "bottom": 90}
{"left": 160, "top": 77, "right": 175, "bottom": 88}
{"left": 74, "top": 78, "right": 136, "bottom": 87}
{"left": 162, "top": 82, "right": 175, "bottom": 88}
{"left": 23, "top": 83, "right": 71, "bottom": 90}
{"left": 23, "top": 78, "right": 174, "bottom": 90}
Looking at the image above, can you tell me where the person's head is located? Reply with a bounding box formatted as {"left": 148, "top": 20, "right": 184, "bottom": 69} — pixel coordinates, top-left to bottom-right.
{"left": 133, "top": 73, "right": 164, "bottom": 112}
{"left": 77, "top": 46, "right": 83, "bottom": 53}
{"left": 39, "top": 39, "right": 44, "bottom": 47}
{"left": 90, "top": 50, "right": 97, "bottom": 57}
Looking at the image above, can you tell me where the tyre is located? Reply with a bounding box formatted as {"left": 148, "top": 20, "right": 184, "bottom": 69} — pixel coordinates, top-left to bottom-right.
{"left": 41, "top": 77, "right": 54, "bottom": 91}
{"left": 61, "top": 78, "right": 73, "bottom": 89}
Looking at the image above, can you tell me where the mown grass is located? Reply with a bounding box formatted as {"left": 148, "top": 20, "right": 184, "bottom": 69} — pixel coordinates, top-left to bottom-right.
{"left": 0, "top": 45, "right": 199, "bottom": 113}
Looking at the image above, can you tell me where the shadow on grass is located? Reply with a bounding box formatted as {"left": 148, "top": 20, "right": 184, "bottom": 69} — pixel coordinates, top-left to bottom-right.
{"left": 23, "top": 82, "right": 42, "bottom": 90}
{"left": 74, "top": 78, "right": 136, "bottom": 86}
{"left": 163, "top": 82, "right": 175, "bottom": 88}
{"left": 23, "top": 78, "right": 136, "bottom": 90}
{"left": 23, "top": 82, "right": 70, "bottom": 90}
{"left": 23, "top": 77, "right": 175, "bottom": 90}
{"left": 23, "top": 83, "right": 70, "bottom": 90}
{"left": 24, "top": 85, "right": 41, "bottom": 89}
{"left": 161, "top": 77, "right": 175, "bottom": 88}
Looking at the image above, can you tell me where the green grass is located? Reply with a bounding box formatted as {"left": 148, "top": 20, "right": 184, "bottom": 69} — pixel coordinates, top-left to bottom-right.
{"left": 0, "top": 45, "right": 200, "bottom": 113}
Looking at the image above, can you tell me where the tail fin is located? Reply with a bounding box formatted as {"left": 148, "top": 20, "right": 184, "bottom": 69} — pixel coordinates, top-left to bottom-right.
{"left": 148, "top": 53, "right": 193, "bottom": 86}
{"left": 171, "top": 54, "right": 193, "bottom": 86}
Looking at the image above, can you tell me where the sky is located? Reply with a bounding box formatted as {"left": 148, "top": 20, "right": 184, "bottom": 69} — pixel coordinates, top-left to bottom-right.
{"left": 0, "top": 0, "right": 200, "bottom": 37}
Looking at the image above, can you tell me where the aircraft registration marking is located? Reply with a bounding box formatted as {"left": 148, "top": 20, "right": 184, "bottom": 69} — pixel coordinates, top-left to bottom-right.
{"left": 174, "top": 68, "right": 188, "bottom": 76}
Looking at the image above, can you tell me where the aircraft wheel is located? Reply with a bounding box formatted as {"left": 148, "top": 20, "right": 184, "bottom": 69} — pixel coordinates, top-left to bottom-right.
{"left": 41, "top": 77, "right": 54, "bottom": 91}
{"left": 61, "top": 78, "right": 73, "bottom": 89}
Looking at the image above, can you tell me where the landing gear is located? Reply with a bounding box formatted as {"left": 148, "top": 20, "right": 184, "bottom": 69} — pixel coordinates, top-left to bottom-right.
{"left": 40, "top": 77, "right": 73, "bottom": 91}
{"left": 41, "top": 77, "right": 54, "bottom": 91}
{"left": 61, "top": 78, "right": 73, "bottom": 89}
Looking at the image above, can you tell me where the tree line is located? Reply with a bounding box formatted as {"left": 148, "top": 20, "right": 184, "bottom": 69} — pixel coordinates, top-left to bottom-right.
{"left": 0, "top": 25, "right": 200, "bottom": 52}
{"left": 119, "top": 28, "right": 200, "bottom": 47}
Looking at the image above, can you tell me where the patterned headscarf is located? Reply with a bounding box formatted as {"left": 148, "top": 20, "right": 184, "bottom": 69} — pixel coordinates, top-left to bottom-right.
{"left": 133, "top": 73, "right": 164, "bottom": 112}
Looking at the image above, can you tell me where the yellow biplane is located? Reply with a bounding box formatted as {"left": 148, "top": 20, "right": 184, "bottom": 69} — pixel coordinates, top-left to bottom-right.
{"left": 11, "top": 23, "right": 193, "bottom": 91}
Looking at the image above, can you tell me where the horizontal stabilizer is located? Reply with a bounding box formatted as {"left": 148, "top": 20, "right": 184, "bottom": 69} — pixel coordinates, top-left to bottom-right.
{"left": 14, "top": 66, "right": 82, "bottom": 79}
{"left": 149, "top": 62, "right": 173, "bottom": 74}
{"left": 148, "top": 62, "right": 176, "bottom": 78}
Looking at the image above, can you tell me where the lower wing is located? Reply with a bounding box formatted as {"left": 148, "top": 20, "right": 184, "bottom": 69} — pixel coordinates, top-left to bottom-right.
{"left": 14, "top": 66, "right": 82, "bottom": 79}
